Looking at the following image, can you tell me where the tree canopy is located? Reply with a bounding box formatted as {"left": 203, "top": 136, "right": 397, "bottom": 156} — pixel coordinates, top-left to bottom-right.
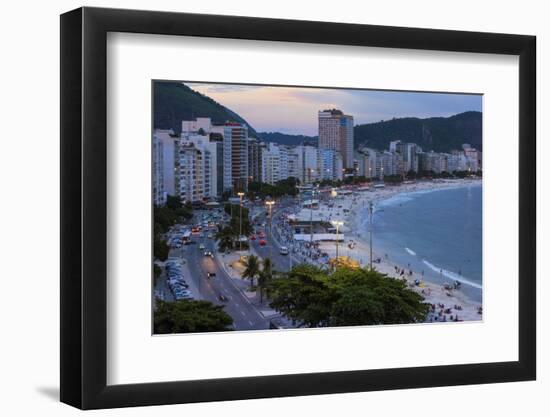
{"left": 247, "top": 177, "right": 300, "bottom": 200}
{"left": 268, "top": 265, "right": 429, "bottom": 327}
{"left": 154, "top": 300, "right": 234, "bottom": 333}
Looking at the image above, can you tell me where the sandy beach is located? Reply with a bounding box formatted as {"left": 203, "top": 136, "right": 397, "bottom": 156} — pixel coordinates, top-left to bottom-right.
{"left": 288, "top": 179, "right": 483, "bottom": 322}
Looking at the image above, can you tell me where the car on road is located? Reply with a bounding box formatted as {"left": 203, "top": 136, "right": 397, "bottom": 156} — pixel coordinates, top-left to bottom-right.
{"left": 279, "top": 246, "right": 289, "bottom": 255}
{"left": 258, "top": 232, "right": 265, "bottom": 238}
{"left": 249, "top": 234, "right": 256, "bottom": 240}
{"left": 218, "top": 293, "right": 228, "bottom": 302}
{"left": 199, "top": 243, "right": 205, "bottom": 250}
{"left": 203, "top": 250, "right": 213, "bottom": 258}
{"left": 259, "top": 239, "right": 266, "bottom": 246}
{"left": 207, "top": 233, "right": 213, "bottom": 238}
{"left": 207, "top": 272, "right": 216, "bottom": 278}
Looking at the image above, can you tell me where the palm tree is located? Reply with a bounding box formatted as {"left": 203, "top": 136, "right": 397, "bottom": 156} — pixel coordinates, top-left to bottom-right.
{"left": 241, "top": 255, "right": 261, "bottom": 291}
{"left": 258, "top": 257, "right": 274, "bottom": 303}
{"left": 216, "top": 226, "right": 235, "bottom": 253}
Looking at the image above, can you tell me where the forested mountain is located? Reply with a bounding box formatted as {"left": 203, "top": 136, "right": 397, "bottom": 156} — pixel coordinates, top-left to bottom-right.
{"left": 354, "top": 111, "right": 482, "bottom": 152}
{"left": 153, "top": 81, "right": 258, "bottom": 136}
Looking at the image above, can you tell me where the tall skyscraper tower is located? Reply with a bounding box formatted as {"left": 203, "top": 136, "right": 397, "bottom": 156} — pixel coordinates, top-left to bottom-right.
{"left": 318, "top": 109, "right": 354, "bottom": 168}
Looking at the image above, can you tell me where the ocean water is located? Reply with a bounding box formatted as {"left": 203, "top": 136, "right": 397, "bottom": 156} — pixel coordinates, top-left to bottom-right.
{"left": 358, "top": 184, "right": 482, "bottom": 302}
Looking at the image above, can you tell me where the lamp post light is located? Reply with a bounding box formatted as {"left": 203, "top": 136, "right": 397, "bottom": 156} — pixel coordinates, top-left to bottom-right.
{"left": 331, "top": 220, "right": 344, "bottom": 267}
{"left": 238, "top": 192, "right": 244, "bottom": 252}
{"left": 266, "top": 200, "right": 275, "bottom": 261}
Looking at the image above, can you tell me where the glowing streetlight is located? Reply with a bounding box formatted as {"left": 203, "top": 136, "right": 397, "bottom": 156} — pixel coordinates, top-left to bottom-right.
{"left": 331, "top": 220, "right": 344, "bottom": 266}
{"left": 238, "top": 192, "right": 244, "bottom": 252}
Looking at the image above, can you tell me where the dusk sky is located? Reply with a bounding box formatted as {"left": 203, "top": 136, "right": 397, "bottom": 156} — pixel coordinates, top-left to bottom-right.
{"left": 186, "top": 82, "right": 482, "bottom": 137}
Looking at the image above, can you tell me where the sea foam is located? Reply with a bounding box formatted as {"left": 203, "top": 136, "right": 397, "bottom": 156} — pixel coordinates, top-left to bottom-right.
{"left": 422, "top": 259, "right": 482, "bottom": 289}
{"left": 405, "top": 247, "right": 416, "bottom": 256}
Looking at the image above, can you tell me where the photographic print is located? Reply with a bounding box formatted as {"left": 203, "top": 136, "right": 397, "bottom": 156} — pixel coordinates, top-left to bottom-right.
{"left": 152, "top": 81, "right": 483, "bottom": 334}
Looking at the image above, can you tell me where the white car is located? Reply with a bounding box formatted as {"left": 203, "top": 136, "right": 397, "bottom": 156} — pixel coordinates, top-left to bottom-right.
{"left": 279, "top": 246, "right": 289, "bottom": 255}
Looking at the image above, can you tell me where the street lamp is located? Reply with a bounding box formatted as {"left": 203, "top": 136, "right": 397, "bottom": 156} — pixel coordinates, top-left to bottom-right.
{"left": 238, "top": 192, "right": 244, "bottom": 252}
{"left": 331, "top": 220, "right": 343, "bottom": 267}
{"left": 266, "top": 200, "right": 275, "bottom": 261}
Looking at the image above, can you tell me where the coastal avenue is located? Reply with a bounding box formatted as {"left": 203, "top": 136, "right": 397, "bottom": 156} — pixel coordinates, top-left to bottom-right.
{"left": 163, "top": 214, "right": 270, "bottom": 331}
{"left": 249, "top": 197, "right": 296, "bottom": 274}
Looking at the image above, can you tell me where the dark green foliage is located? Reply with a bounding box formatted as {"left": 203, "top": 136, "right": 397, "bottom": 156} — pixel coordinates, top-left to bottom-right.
{"left": 154, "top": 300, "right": 234, "bottom": 333}
{"left": 215, "top": 226, "right": 235, "bottom": 252}
{"left": 382, "top": 174, "right": 404, "bottom": 184}
{"left": 258, "top": 257, "right": 274, "bottom": 303}
{"left": 223, "top": 204, "right": 252, "bottom": 237}
{"left": 154, "top": 197, "right": 193, "bottom": 234}
{"left": 153, "top": 81, "right": 257, "bottom": 136}
{"left": 354, "top": 111, "right": 482, "bottom": 152}
{"left": 153, "top": 195, "right": 192, "bottom": 261}
{"left": 154, "top": 264, "right": 162, "bottom": 283}
{"left": 165, "top": 194, "right": 182, "bottom": 210}
{"left": 269, "top": 265, "right": 429, "bottom": 327}
{"left": 153, "top": 234, "right": 169, "bottom": 262}
{"left": 247, "top": 177, "right": 300, "bottom": 200}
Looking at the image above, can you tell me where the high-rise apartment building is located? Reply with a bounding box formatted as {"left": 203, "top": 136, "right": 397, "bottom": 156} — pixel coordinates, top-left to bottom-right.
{"left": 178, "top": 142, "right": 205, "bottom": 203}
{"left": 396, "top": 142, "right": 419, "bottom": 173}
{"left": 223, "top": 123, "right": 249, "bottom": 192}
{"left": 182, "top": 134, "right": 219, "bottom": 199}
{"left": 153, "top": 129, "right": 178, "bottom": 200}
{"left": 153, "top": 134, "right": 165, "bottom": 205}
{"left": 247, "top": 138, "right": 263, "bottom": 183}
{"left": 318, "top": 109, "right": 354, "bottom": 168}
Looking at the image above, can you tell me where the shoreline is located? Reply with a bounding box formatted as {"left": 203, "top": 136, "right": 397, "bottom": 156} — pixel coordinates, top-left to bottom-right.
{"left": 318, "top": 179, "right": 483, "bottom": 322}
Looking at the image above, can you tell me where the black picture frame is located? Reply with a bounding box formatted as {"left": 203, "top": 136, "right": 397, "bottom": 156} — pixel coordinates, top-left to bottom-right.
{"left": 60, "top": 6, "right": 536, "bottom": 410}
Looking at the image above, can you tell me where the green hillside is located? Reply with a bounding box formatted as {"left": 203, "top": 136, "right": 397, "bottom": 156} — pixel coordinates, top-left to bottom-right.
{"left": 354, "top": 111, "right": 482, "bottom": 152}
{"left": 153, "top": 81, "right": 258, "bottom": 136}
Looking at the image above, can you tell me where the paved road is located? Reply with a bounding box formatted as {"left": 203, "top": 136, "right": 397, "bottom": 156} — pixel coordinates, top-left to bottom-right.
{"left": 249, "top": 200, "right": 297, "bottom": 273}
{"left": 178, "top": 229, "right": 269, "bottom": 331}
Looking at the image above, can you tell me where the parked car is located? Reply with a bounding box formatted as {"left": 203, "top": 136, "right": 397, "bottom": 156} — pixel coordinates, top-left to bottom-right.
{"left": 259, "top": 239, "right": 267, "bottom": 246}
{"left": 199, "top": 243, "right": 205, "bottom": 250}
